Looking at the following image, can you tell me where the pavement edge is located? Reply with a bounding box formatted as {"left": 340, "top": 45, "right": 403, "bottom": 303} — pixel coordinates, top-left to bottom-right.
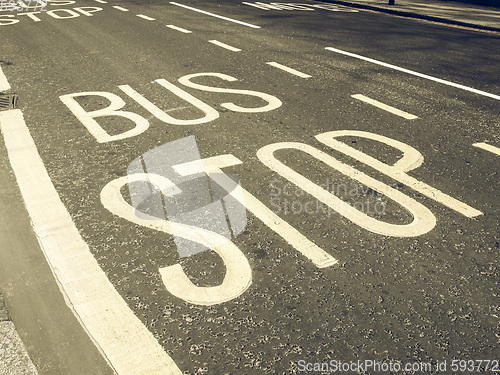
{"left": 314, "top": 0, "right": 500, "bottom": 33}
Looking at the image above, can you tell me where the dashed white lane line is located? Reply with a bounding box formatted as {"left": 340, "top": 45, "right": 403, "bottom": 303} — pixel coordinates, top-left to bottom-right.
{"left": 209, "top": 40, "right": 241, "bottom": 52}
{"left": 112, "top": 5, "right": 129, "bottom": 11}
{"left": 137, "top": 14, "right": 155, "bottom": 20}
{"left": 266, "top": 62, "right": 311, "bottom": 78}
{"left": 169, "top": 2, "right": 261, "bottom": 28}
{"left": 0, "top": 109, "right": 182, "bottom": 375}
{"left": 166, "top": 24, "right": 192, "bottom": 33}
{"left": 352, "top": 94, "right": 418, "bottom": 120}
{"left": 0, "top": 65, "right": 10, "bottom": 92}
{"left": 94, "top": 0, "right": 107, "bottom": 3}
{"left": 473, "top": 142, "right": 500, "bottom": 156}
{"left": 326, "top": 47, "right": 500, "bottom": 101}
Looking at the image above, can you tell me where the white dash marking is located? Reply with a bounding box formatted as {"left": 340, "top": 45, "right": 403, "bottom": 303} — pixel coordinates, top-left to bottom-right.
{"left": 209, "top": 40, "right": 241, "bottom": 52}
{"left": 112, "top": 5, "right": 129, "bottom": 11}
{"left": 137, "top": 14, "right": 155, "bottom": 20}
{"left": 0, "top": 109, "right": 182, "bottom": 375}
{"left": 169, "top": 2, "right": 261, "bottom": 28}
{"left": 326, "top": 47, "right": 500, "bottom": 101}
{"left": 473, "top": 142, "right": 500, "bottom": 156}
{"left": 266, "top": 62, "right": 311, "bottom": 78}
{"left": 352, "top": 94, "right": 418, "bottom": 119}
{"left": 166, "top": 24, "right": 192, "bottom": 33}
{"left": 94, "top": 0, "right": 107, "bottom": 3}
{"left": 0, "top": 65, "right": 11, "bottom": 92}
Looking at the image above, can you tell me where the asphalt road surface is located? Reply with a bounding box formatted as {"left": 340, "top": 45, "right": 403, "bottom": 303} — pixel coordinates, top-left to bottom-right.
{"left": 0, "top": 0, "right": 499, "bottom": 374}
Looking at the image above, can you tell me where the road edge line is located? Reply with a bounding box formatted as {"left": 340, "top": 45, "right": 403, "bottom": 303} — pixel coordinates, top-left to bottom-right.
{"left": 0, "top": 109, "right": 182, "bottom": 375}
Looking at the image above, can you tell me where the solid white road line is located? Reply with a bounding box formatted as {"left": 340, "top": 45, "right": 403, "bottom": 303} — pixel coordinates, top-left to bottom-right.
{"left": 112, "top": 5, "right": 129, "bottom": 11}
{"left": 0, "top": 65, "right": 10, "bottom": 92}
{"left": 352, "top": 94, "right": 418, "bottom": 120}
{"left": 166, "top": 24, "right": 192, "bottom": 33}
{"left": 266, "top": 62, "right": 311, "bottom": 78}
{"left": 137, "top": 14, "right": 155, "bottom": 20}
{"left": 209, "top": 40, "right": 241, "bottom": 52}
{"left": 0, "top": 110, "right": 182, "bottom": 375}
{"left": 169, "top": 2, "right": 261, "bottom": 28}
{"left": 326, "top": 47, "right": 500, "bottom": 101}
{"left": 473, "top": 142, "right": 500, "bottom": 156}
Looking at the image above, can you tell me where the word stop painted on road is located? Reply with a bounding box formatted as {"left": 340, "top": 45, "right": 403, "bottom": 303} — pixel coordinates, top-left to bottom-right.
{"left": 60, "top": 72, "right": 282, "bottom": 143}
{"left": 0, "top": 3, "right": 102, "bottom": 25}
{"left": 99, "top": 126, "right": 481, "bottom": 305}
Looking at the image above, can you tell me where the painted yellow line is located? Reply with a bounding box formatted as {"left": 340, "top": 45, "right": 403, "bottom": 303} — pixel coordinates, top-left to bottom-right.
{"left": 352, "top": 94, "right": 418, "bottom": 120}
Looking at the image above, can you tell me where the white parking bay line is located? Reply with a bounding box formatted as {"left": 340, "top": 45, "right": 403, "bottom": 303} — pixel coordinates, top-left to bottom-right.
{"left": 166, "top": 24, "right": 192, "bottom": 33}
{"left": 209, "top": 40, "right": 241, "bottom": 52}
{"left": 326, "top": 47, "right": 500, "bottom": 101}
{"left": 0, "top": 110, "right": 181, "bottom": 375}
{"left": 137, "top": 14, "right": 155, "bottom": 20}
{"left": 352, "top": 94, "right": 418, "bottom": 120}
{"left": 112, "top": 5, "right": 129, "bottom": 11}
{"left": 266, "top": 62, "right": 311, "bottom": 78}
{"left": 473, "top": 142, "right": 500, "bottom": 156}
{"left": 0, "top": 65, "right": 10, "bottom": 92}
{"left": 169, "top": 2, "right": 261, "bottom": 28}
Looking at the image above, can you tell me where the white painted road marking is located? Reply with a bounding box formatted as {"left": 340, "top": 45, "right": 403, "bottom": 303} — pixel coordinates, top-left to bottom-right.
{"left": 170, "top": 2, "right": 261, "bottom": 28}
{"left": 174, "top": 155, "right": 338, "bottom": 268}
{"left": 209, "top": 40, "right": 241, "bottom": 52}
{"left": 258, "top": 142, "right": 436, "bottom": 237}
{"left": 0, "top": 109, "right": 182, "bottom": 375}
{"left": 94, "top": 0, "right": 107, "bottom": 3}
{"left": 101, "top": 172, "right": 253, "bottom": 306}
{"left": 316, "top": 130, "right": 483, "bottom": 218}
{"left": 178, "top": 72, "right": 282, "bottom": 113}
{"left": 112, "top": 5, "right": 129, "bottom": 11}
{"left": 326, "top": 47, "right": 500, "bottom": 101}
{"left": 119, "top": 79, "right": 220, "bottom": 125}
{"left": 0, "top": 65, "right": 10, "bottom": 91}
{"left": 352, "top": 94, "right": 418, "bottom": 120}
{"left": 473, "top": 142, "right": 500, "bottom": 156}
{"left": 266, "top": 62, "right": 311, "bottom": 78}
{"left": 137, "top": 14, "right": 155, "bottom": 20}
{"left": 242, "top": 2, "right": 359, "bottom": 12}
{"left": 166, "top": 24, "right": 191, "bottom": 33}
{"left": 60, "top": 91, "right": 150, "bottom": 143}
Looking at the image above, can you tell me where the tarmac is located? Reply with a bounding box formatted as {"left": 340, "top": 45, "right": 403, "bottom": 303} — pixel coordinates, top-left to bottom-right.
{"left": 0, "top": 0, "right": 499, "bottom": 374}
